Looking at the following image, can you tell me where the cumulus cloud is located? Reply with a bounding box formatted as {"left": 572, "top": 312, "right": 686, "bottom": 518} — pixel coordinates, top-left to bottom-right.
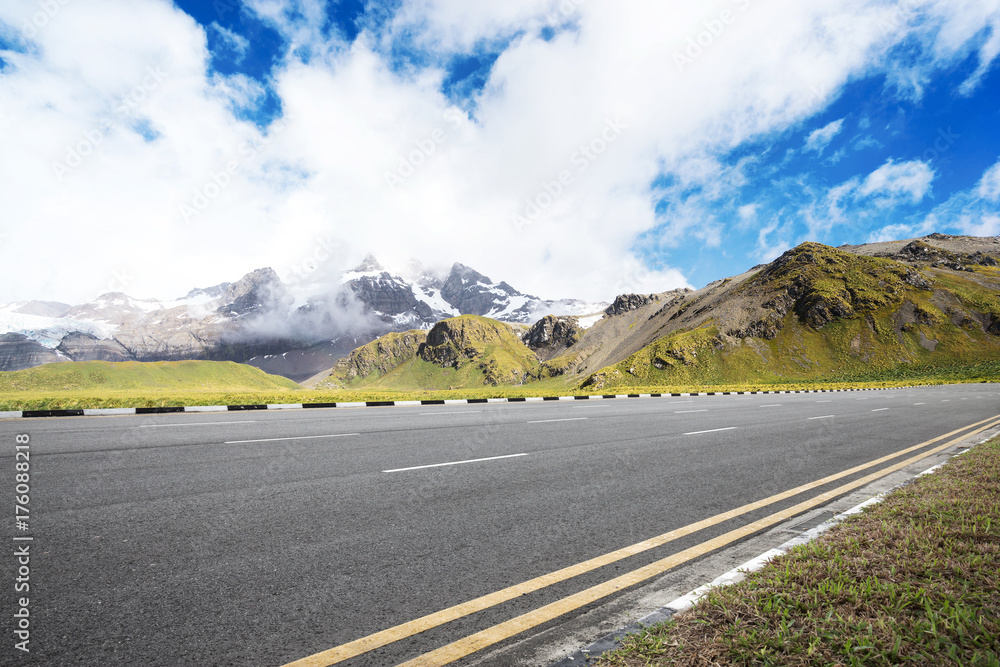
{"left": 1, "top": 0, "right": 1000, "bottom": 308}
{"left": 858, "top": 159, "right": 935, "bottom": 205}
{"left": 978, "top": 158, "right": 1000, "bottom": 201}
{"left": 867, "top": 157, "right": 1000, "bottom": 240}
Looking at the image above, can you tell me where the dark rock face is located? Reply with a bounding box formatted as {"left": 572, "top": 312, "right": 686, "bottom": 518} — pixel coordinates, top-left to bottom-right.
{"left": 440, "top": 264, "right": 532, "bottom": 317}
{"left": 347, "top": 273, "right": 432, "bottom": 321}
{"left": 605, "top": 294, "right": 656, "bottom": 316}
{"left": 522, "top": 315, "right": 582, "bottom": 359}
{"left": 112, "top": 330, "right": 213, "bottom": 361}
{"left": 419, "top": 319, "right": 474, "bottom": 368}
{"left": 56, "top": 332, "right": 132, "bottom": 362}
{"left": 217, "top": 268, "right": 291, "bottom": 319}
{"left": 250, "top": 335, "right": 383, "bottom": 384}
{"left": 0, "top": 333, "right": 67, "bottom": 371}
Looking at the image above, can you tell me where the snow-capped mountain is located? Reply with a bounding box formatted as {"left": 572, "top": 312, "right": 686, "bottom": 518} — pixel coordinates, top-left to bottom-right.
{"left": 0, "top": 256, "right": 608, "bottom": 380}
{"left": 339, "top": 255, "right": 606, "bottom": 328}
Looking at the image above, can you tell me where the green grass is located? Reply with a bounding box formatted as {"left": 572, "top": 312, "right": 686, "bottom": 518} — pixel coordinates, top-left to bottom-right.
{"left": 597, "top": 437, "right": 1000, "bottom": 667}
{"left": 0, "top": 360, "right": 300, "bottom": 392}
{"left": 318, "top": 314, "right": 541, "bottom": 391}
{"left": 1, "top": 359, "right": 998, "bottom": 411}
{"left": 0, "top": 360, "right": 302, "bottom": 410}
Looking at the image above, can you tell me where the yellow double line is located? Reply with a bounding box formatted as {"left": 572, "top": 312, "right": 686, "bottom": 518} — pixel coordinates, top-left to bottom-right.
{"left": 284, "top": 415, "right": 1000, "bottom": 667}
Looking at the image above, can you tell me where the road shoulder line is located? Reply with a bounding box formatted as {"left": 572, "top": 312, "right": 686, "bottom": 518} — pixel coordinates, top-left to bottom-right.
{"left": 544, "top": 423, "right": 1000, "bottom": 667}
{"left": 0, "top": 384, "right": 929, "bottom": 419}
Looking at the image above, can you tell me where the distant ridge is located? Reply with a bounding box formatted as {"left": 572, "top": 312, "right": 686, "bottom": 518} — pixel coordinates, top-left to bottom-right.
{"left": 313, "top": 234, "right": 1000, "bottom": 390}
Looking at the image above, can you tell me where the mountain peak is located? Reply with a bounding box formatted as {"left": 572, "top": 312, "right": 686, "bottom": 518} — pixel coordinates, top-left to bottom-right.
{"left": 352, "top": 254, "right": 384, "bottom": 273}
{"left": 448, "top": 263, "right": 490, "bottom": 285}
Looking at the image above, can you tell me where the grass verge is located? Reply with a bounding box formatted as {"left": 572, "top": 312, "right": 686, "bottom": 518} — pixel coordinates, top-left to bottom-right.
{"left": 0, "top": 377, "right": 993, "bottom": 411}
{"left": 597, "top": 437, "right": 1000, "bottom": 667}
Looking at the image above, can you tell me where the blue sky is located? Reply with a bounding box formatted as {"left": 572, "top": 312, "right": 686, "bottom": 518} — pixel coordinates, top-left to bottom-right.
{"left": 1, "top": 0, "right": 999, "bottom": 304}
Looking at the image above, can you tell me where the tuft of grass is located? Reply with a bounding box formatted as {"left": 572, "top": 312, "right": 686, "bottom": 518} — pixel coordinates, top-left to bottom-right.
{"left": 597, "top": 437, "right": 1000, "bottom": 667}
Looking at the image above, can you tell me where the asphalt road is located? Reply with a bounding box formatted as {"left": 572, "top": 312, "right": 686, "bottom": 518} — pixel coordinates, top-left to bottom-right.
{"left": 1, "top": 384, "right": 998, "bottom": 666}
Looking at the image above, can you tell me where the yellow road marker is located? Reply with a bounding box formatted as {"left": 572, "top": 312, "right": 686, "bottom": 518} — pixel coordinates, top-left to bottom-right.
{"left": 282, "top": 415, "right": 1000, "bottom": 667}
{"left": 398, "top": 417, "right": 1000, "bottom": 667}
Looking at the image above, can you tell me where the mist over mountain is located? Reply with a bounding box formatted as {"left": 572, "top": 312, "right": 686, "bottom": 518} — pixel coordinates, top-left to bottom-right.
{"left": 0, "top": 255, "right": 608, "bottom": 382}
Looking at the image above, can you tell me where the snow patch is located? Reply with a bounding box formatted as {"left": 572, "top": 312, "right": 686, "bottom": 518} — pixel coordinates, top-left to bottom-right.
{"left": 577, "top": 313, "right": 605, "bottom": 329}
{"left": 0, "top": 308, "right": 119, "bottom": 348}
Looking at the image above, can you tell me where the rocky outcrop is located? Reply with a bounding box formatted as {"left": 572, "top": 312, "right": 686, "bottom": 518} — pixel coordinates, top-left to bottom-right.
{"left": 56, "top": 332, "right": 132, "bottom": 362}
{"left": 0, "top": 333, "right": 68, "bottom": 371}
{"left": 418, "top": 315, "right": 540, "bottom": 385}
{"left": 891, "top": 240, "right": 997, "bottom": 272}
{"left": 326, "top": 330, "right": 427, "bottom": 384}
{"left": 419, "top": 316, "right": 487, "bottom": 368}
{"left": 753, "top": 243, "right": 931, "bottom": 329}
{"left": 605, "top": 294, "right": 657, "bottom": 316}
{"left": 217, "top": 268, "right": 291, "bottom": 319}
{"left": 522, "top": 315, "right": 582, "bottom": 360}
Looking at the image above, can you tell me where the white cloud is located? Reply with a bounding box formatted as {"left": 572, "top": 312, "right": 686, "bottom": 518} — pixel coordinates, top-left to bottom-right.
{"left": 753, "top": 220, "right": 791, "bottom": 262}
{"left": 978, "top": 157, "right": 1000, "bottom": 201}
{"left": 858, "top": 159, "right": 935, "bottom": 204}
{"left": 804, "top": 118, "right": 844, "bottom": 154}
{"left": 388, "top": 0, "right": 574, "bottom": 52}
{"left": 867, "top": 157, "right": 1000, "bottom": 240}
{"left": 210, "top": 22, "right": 251, "bottom": 62}
{"left": 1, "top": 0, "right": 1000, "bottom": 306}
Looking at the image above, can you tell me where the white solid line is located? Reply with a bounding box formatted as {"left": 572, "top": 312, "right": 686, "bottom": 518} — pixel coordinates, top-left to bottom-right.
{"left": 225, "top": 433, "right": 358, "bottom": 444}
{"left": 684, "top": 427, "right": 737, "bottom": 435}
{"left": 141, "top": 421, "right": 258, "bottom": 427}
{"left": 383, "top": 453, "right": 528, "bottom": 473}
{"left": 675, "top": 409, "right": 708, "bottom": 414}
{"left": 871, "top": 408, "right": 889, "bottom": 412}
{"left": 528, "top": 417, "right": 588, "bottom": 424}
{"left": 808, "top": 415, "right": 835, "bottom": 420}
{"left": 420, "top": 411, "right": 482, "bottom": 415}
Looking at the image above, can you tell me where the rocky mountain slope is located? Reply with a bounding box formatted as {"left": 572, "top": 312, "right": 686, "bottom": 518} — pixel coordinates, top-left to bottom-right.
{"left": 315, "top": 233, "right": 1000, "bottom": 390}
{"left": 320, "top": 315, "right": 543, "bottom": 390}
{"left": 578, "top": 236, "right": 1000, "bottom": 388}
{"left": 0, "top": 256, "right": 606, "bottom": 380}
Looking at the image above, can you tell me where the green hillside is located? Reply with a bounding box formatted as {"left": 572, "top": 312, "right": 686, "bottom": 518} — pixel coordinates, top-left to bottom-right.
{"left": 322, "top": 330, "right": 427, "bottom": 387}
{"left": 582, "top": 243, "right": 1000, "bottom": 389}
{"left": 0, "top": 360, "right": 301, "bottom": 393}
{"left": 317, "top": 314, "right": 541, "bottom": 390}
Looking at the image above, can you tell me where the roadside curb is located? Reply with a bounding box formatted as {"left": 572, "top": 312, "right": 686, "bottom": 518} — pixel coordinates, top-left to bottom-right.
{"left": 0, "top": 386, "right": 909, "bottom": 419}
{"left": 546, "top": 426, "right": 999, "bottom": 667}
